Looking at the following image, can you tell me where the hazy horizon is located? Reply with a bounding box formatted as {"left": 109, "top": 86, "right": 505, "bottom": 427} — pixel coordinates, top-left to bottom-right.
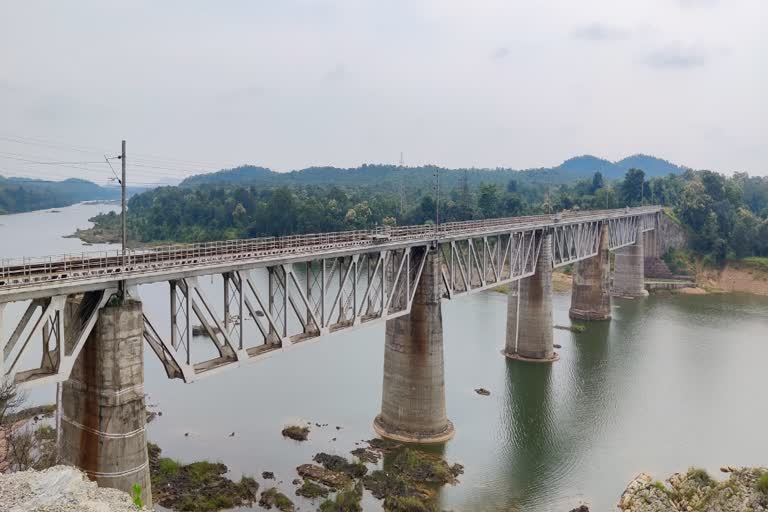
{"left": 1, "top": 0, "right": 766, "bottom": 184}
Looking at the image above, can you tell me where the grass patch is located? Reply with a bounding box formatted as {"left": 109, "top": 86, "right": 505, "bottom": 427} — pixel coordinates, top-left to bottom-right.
{"left": 187, "top": 461, "right": 226, "bottom": 485}
{"left": 393, "top": 449, "right": 460, "bottom": 485}
{"left": 383, "top": 495, "right": 439, "bottom": 512}
{"left": 739, "top": 257, "right": 768, "bottom": 272}
{"left": 318, "top": 482, "right": 363, "bottom": 512}
{"left": 295, "top": 480, "right": 329, "bottom": 499}
{"left": 260, "top": 487, "right": 294, "bottom": 511}
{"left": 757, "top": 471, "right": 768, "bottom": 495}
{"left": 35, "top": 424, "right": 56, "bottom": 441}
{"left": 148, "top": 442, "right": 259, "bottom": 511}
{"left": 157, "top": 457, "right": 182, "bottom": 479}
{"left": 687, "top": 467, "right": 715, "bottom": 486}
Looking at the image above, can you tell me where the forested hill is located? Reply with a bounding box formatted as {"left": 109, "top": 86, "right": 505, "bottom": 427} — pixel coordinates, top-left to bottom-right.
{"left": 0, "top": 176, "right": 119, "bottom": 214}
{"left": 180, "top": 154, "right": 684, "bottom": 189}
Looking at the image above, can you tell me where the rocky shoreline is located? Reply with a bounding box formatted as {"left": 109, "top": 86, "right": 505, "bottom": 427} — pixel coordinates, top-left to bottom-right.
{"left": 618, "top": 467, "right": 768, "bottom": 512}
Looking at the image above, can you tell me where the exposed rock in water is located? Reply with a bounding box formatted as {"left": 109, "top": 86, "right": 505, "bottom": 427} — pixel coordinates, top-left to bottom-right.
{"left": 259, "top": 487, "right": 294, "bottom": 511}
{"left": 362, "top": 470, "right": 430, "bottom": 501}
{"left": 474, "top": 387, "right": 491, "bottom": 396}
{"left": 296, "top": 464, "right": 351, "bottom": 489}
{"left": 618, "top": 467, "right": 768, "bottom": 512}
{"left": 392, "top": 448, "right": 463, "bottom": 485}
{"left": 281, "top": 425, "right": 309, "bottom": 441}
{"left": 568, "top": 506, "right": 589, "bottom": 512}
{"left": 313, "top": 452, "right": 368, "bottom": 479}
{"left": 295, "top": 480, "right": 330, "bottom": 499}
{"left": 361, "top": 448, "right": 463, "bottom": 511}
{"left": 262, "top": 471, "right": 275, "bottom": 480}
{"left": 350, "top": 447, "right": 381, "bottom": 464}
{"left": 366, "top": 437, "right": 402, "bottom": 453}
{"left": 148, "top": 442, "right": 259, "bottom": 511}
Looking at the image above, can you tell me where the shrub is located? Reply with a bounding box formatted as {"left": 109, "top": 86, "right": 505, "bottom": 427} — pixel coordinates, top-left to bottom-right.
{"left": 757, "top": 471, "right": 768, "bottom": 495}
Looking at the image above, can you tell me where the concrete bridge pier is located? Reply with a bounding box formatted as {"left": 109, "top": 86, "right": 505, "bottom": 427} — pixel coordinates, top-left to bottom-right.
{"left": 58, "top": 300, "right": 152, "bottom": 508}
{"left": 505, "top": 233, "right": 559, "bottom": 362}
{"left": 569, "top": 223, "right": 611, "bottom": 321}
{"left": 374, "top": 248, "right": 454, "bottom": 443}
{"left": 612, "top": 225, "right": 649, "bottom": 297}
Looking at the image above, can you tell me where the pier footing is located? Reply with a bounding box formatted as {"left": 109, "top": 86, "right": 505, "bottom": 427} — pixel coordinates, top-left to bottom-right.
{"left": 375, "top": 249, "right": 454, "bottom": 444}
{"left": 58, "top": 300, "right": 152, "bottom": 508}
{"left": 570, "top": 223, "right": 612, "bottom": 320}
{"left": 505, "top": 233, "right": 558, "bottom": 362}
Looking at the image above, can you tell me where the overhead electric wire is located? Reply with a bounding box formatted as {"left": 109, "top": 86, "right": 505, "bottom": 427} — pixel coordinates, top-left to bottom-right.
{"left": 0, "top": 132, "right": 249, "bottom": 184}
{"left": 0, "top": 133, "right": 239, "bottom": 171}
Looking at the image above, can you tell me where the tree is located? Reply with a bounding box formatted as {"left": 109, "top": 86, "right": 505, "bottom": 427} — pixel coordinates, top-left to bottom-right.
{"left": 590, "top": 171, "right": 604, "bottom": 194}
{"left": 0, "top": 379, "right": 24, "bottom": 425}
{"left": 477, "top": 184, "right": 500, "bottom": 218}
{"left": 621, "top": 168, "right": 645, "bottom": 206}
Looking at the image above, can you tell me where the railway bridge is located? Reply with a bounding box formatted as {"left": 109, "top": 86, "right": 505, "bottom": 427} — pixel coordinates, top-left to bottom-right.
{"left": 0, "top": 205, "right": 664, "bottom": 505}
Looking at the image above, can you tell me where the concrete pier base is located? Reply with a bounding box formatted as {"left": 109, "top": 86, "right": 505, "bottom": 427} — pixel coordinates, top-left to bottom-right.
{"left": 570, "top": 223, "right": 611, "bottom": 320}
{"left": 374, "top": 249, "right": 454, "bottom": 443}
{"left": 612, "top": 226, "right": 649, "bottom": 298}
{"left": 59, "top": 300, "right": 152, "bottom": 508}
{"left": 505, "top": 233, "right": 559, "bottom": 362}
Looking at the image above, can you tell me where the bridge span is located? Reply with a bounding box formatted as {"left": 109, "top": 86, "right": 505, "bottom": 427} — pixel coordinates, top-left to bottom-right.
{"left": 0, "top": 205, "right": 663, "bottom": 504}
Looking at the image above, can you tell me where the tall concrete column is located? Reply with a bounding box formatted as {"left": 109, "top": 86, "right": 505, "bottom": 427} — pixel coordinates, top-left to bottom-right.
{"left": 374, "top": 248, "right": 454, "bottom": 443}
{"left": 612, "top": 225, "right": 649, "bottom": 297}
{"left": 569, "top": 223, "right": 611, "bottom": 321}
{"left": 59, "top": 300, "right": 152, "bottom": 508}
{"left": 505, "top": 233, "right": 559, "bottom": 362}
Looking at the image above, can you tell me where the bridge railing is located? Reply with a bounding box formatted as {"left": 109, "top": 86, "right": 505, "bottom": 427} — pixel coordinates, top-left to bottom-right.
{"left": 0, "top": 206, "right": 662, "bottom": 286}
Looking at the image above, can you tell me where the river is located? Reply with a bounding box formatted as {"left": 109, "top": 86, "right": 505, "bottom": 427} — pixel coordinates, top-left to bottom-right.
{"left": 2, "top": 203, "right": 767, "bottom": 511}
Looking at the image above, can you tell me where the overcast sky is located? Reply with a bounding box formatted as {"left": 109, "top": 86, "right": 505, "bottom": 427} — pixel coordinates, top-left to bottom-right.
{"left": 1, "top": 0, "right": 766, "bottom": 184}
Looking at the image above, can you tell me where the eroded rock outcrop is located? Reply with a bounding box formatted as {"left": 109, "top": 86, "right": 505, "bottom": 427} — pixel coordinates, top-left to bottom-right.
{"left": 618, "top": 467, "right": 768, "bottom": 512}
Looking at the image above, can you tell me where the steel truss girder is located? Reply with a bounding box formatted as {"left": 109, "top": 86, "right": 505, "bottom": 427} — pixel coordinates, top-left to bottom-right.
{"left": 551, "top": 220, "right": 601, "bottom": 268}
{"left": 2, "top": 211, "right": 663, "bottom": 386}
{"left": 1, "top": 289, "right": 113, "bottom": 387}
{"left": 141, "top": 246, "right": 429, "bottom": 383}
{"left": 607, "top": 215, "right": 641, "bottom": 250}
{"left": 440, "top": 228, "right": 544, "bottom": 299}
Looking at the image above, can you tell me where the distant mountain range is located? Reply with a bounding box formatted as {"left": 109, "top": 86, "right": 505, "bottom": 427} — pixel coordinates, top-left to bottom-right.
{"left": 180, "top": 154, "right": 686, "bottom": 189}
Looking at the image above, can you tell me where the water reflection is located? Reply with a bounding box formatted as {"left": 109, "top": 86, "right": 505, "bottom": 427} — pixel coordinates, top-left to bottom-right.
{"left": 500, "top": 360, "right": 555, "bottom": 510}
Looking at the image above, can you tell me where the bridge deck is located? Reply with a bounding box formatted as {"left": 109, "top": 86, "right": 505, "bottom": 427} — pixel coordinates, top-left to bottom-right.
{"left": 0, "top": 206, "right": 661, "bottom": 302}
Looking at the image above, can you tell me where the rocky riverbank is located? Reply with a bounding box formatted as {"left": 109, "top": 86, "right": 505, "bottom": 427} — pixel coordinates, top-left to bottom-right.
{"left": 0, "top": 465, "right": 143, "bottom": 511}
{"left": 618, "top": 467, "right": 768, "bottom": 512}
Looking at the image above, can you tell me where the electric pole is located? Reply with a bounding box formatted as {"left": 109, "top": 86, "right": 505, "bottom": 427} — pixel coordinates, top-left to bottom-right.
{"left": 399, "top": 152, "right": 406, "bottom": 216}
{"left": 121, "top": 140, "right": 126, "bottom": 252}
{"left": 434, "top": 167, "right": 440, "bottom": 232}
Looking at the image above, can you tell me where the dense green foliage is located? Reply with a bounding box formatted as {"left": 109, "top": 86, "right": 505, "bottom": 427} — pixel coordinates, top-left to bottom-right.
{"left": 90, "top": 165, "right": 768, "bottom": 264}
{"left": 0, "top": 176, "right": 118, "bottom": 214}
